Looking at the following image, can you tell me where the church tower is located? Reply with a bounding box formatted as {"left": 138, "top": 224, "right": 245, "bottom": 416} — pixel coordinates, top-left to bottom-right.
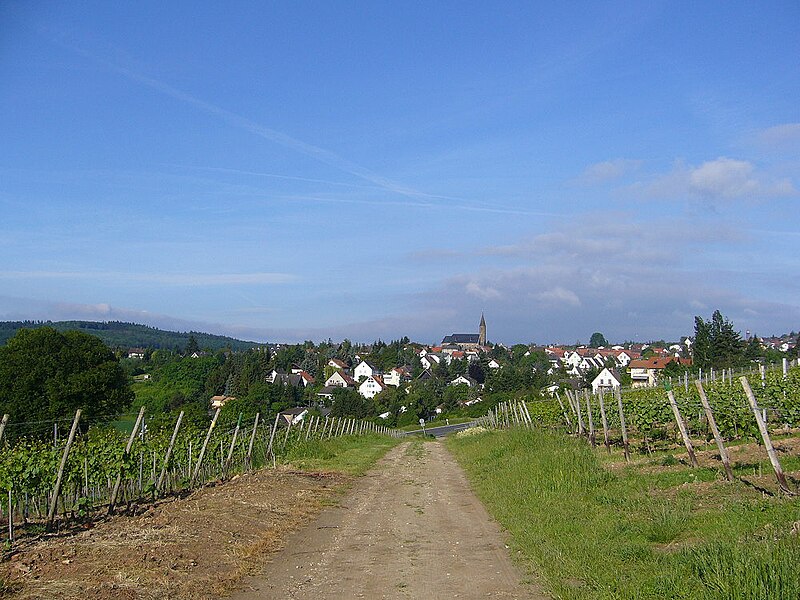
{"left": 479, "top": 313, "right": 487, "bottom": 346}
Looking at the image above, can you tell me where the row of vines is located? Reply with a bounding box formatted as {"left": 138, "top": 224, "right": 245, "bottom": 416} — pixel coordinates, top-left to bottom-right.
{"left": 525, "top": 363, "right": 800, "bottom": 448}
{"left": 0, "top": 409, "right": 398, "bottom": 545}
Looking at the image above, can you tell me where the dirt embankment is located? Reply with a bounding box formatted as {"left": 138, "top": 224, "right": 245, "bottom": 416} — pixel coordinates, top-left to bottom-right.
{"left": 1, "top": 468, "right": 348, "bottom": 599}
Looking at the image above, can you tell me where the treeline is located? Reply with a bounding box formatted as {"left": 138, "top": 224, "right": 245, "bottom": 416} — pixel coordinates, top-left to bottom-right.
{"left": 0, "top": 320, "right": 260, "bottom": 352}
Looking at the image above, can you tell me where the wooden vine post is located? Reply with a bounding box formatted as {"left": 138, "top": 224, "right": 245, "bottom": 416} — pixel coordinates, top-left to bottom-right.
{"left": 584, "top": 392, "right": 596, "bottom": 447}
{"left": 245, "top": 412, "right": 261, "bottom": 469}
{"left": 555, "top": 393, "right": 573, "bottom": 432}
{"left": 694, "top": 381, "right": 734, "bottom": 481}
{"left": 191, "top": 407, "right": 221, "bottom": 484}
{"left": 265, "top": 413, "right": 281, "bottom": 459}
{"left": 156, "top": 410, "right": 184, "bottom": 494}
{"left": 614, "top": 388, "right": 630, "bottom": 462}
{"left": 666, "top": 387, "right": 698, "bottom": 468}
{"left": 572, "top": 391, "right": 585, "bottom": 436}
{"left": 0, "top": 413, "right": 9, "bottom": 446}
{"left": 47, "top": 409, "right": 82, "bottom": 527}
{"left": 739, "top": 376, "right": 792, "bottom": 494}
{"left": 224, "top": 413, "right": 243, "bottom": 474}
{"left": 108, "top": 406, "right": 146, "bottom": 514}
{"left": 597, "top": 391, "right": 610, "bottom": 453}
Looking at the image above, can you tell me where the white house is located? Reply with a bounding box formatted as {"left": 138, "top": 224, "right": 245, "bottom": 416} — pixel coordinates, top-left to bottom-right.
{"left": 328, "top": 358, "right": 348, "bottom": 370}
{"left": 359, "top": 375, "right": 386, "bottom": 399}
{"left": 420, "top": 354, "right": 441, "bottom": 370}
{"left": 487, "top": 359, "right": 501, "bottom": 369}
{"left": 354, "top": 360, "right": 379, "bottom": 382}
{"left": 449, "top": 375, "right": 478, "bottom": 388}
{"left": 383, "top": 367, "right": 410, "bottom": 387}
{"left": 325, "top": 371, "right": 356, "bottom": 388}
{"left": 591, "top": 368, "right": 622, "bottom": 393}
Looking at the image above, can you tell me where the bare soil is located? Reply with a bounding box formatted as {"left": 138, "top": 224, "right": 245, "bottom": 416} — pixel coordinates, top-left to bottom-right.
{"left": 230, "top": 441, "right": 546, "bottom": 599}
{"left": 0, "top": 469, "right": 348, "bottom": 599}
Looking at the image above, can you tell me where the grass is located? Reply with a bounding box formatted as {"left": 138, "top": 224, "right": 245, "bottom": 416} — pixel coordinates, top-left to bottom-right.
{"left": 447, "top": 428, "right": 800, "bottom": 600}
{"left": 283, "top": 433, "right": 401, "bottom": 476}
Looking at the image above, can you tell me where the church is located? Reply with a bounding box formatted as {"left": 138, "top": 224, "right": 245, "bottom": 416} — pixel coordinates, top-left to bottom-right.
{"left": 441, "top": 314, "right": 487, "bottom": 350}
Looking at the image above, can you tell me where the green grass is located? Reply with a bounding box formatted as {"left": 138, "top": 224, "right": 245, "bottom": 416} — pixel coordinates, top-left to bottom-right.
{"left": 447, "top": 428, "right": 800, "bottom": 599}
{"left": 284, "top": 433, "right": 401, "bottom": 476}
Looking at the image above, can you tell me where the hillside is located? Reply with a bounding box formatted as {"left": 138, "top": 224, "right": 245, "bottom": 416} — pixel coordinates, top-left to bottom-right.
{"left": 0, "top": 320, "right": 261, "bottom": 351}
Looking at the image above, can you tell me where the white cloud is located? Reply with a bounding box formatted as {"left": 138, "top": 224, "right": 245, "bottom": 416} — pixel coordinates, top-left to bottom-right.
{"left": 465, "top": 281, "right": 502, "bottom": 300}
{"left": 578, "top": 158, "right": 642, "bottom": 184}
{"left": 534, "top": 287, "right": 581, "bottom": 307}
{"left": 757, "top": 123, "right": 800, "bottom": 148}
{"left": 637, "top": 157, "right": 796, "bottom": 201}
{"left": 688, "top": 157, "right": 758, "bottom": 198}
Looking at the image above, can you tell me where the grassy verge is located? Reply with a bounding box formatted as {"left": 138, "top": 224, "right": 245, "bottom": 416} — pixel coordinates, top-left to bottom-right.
{"left": 283, "top": 433, "right": 402, "bottom": 476}
{"left": 447, "top": 428, "right": 800, "bottom": 600}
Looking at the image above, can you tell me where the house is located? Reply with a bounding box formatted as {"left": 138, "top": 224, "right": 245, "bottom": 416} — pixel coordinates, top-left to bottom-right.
{"left": 359, "top": 375, "right": 386, "bottom": 399}
{"left": 278, "top": 407, "right": 308, "bottom": 425}
{"left": 298, "top": 371, "right": 315, "bottom": 387}
{"left": 420, "top": 354, "right": 441, "bottom": 370}
{"left": 316, "top": 386, "right": 338, "bottom": 402}
{"left": 328, "top": 358, "right": 349, "bottom": 370}
{"left": 127, "top": 348, "right": 146, "bottom": 360}
{"left": 383, "top": 367, "right": 409, "bottom": 387}
{"left": 325, "top": 371, "right": 357, "bottom": 388}
{"left": 629, "top": 357, "right": 691, "bottom": 388}
{"left": 354, "top": 360, "right": 379, "bottom": 382}
{"left": 449, "top": 374, "right": 478, "bottom": 388}
{"left": 591, "top": 368, "right": 622, "bottom": 393}
{"left": 487, "top": 358, "right": 501, "bottom": 369}
{"left": 210, "top": 395, "right": 235, "bottom": 409}
{"left": 272, "top": 373, "right": 304, "bottom": 388}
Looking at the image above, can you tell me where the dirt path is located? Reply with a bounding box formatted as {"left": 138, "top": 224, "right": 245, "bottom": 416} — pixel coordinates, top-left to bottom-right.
{"left": 229, "top": 440, "right": 546, "bottom": 599}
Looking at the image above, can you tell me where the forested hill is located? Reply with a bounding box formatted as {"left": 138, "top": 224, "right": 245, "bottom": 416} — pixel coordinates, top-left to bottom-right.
{"left": 0, "top": 321, "right": 261, "bottom": 351}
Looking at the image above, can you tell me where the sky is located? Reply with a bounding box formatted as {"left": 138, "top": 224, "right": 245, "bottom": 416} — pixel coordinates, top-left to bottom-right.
{"left": 1, "top": 1, "right": 799, "bottom": 346}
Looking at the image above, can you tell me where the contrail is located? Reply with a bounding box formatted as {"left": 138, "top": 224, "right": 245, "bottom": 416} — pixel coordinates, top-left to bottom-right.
{"left": 47, "top": 29, "right": 539, "bottom": 215}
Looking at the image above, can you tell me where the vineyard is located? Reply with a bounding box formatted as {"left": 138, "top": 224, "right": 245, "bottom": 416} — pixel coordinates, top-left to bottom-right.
{"left": 0, "top": 408, "right": 399, "bottom": 547}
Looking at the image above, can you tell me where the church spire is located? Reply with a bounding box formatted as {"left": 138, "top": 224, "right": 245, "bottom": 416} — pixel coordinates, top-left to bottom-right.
{"left": 479, "top": 313, "right": 486, "bottom": 346}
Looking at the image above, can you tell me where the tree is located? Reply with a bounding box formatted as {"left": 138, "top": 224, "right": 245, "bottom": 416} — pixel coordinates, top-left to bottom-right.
{"left": 693, "top": 311, "right": 744, "bottom": 369}
{"left": 185, "top": 335, "right": 200, "bottom": 355}
{"left": 589, "top": 332, "right": 608, "bottom": 348}
{"left": 0, "top": 327, "right": 134, "bottom": 438}
{"left": 693, "top": 316, "right": 713, "bottom": 368}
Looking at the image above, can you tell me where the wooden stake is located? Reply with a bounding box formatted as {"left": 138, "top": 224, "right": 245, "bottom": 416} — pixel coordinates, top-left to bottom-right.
{"left": 694, "top": 381, "right": 734, "bottom": 481}
{"left": 739, "top": 376, "right": 792, "bottom": 494}
{"left": 572, "top": 391, "right": 585, "bottom": 436}
{"left": 191, "top": 408, "right": 221, "bottom": 484}
{"left": 584, "top": 391, "right": 596, "bottom": 448}
{"left": 108, "top": 406, "right": 145, "bottom": 514}
{"left": 224, "top": 414, "right": 242, "bottom": 474}
{"left": 156, "top": 410, "right": 184, "bottom": 494}
{"left": 615, "top": 388, "right": 630, "bottom": 463}
{"left": 0, "top": 414, "right": 9, "bottom": 446}
{"left": 555, "top": 394, "right": 573, "bottom": 432}
{"left": 666, "top": 389, "right": 698, "bottom": 467}
{"left": 265, "top": 413, "right": 281, "bottom": 459}
{"left": 597, "top": 391, "right": 610, "bottom": 453}
{"left": 245, "top": 412, "right": 261, "bottom": 469}
{"left": 48, "top": 409, "right": 81, "bottom": 527}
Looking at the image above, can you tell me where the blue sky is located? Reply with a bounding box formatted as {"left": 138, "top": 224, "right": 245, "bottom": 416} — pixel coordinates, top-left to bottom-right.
{"left": 1, "top": 1, "right": 799, "bottom": 345}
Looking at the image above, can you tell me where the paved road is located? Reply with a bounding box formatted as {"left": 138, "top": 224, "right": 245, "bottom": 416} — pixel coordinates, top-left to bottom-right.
{"left": 404, "top": 421, "right": 477, "bottom": 437}
{"left": 229, "top": 440, "right": 545, "bottom": 599}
